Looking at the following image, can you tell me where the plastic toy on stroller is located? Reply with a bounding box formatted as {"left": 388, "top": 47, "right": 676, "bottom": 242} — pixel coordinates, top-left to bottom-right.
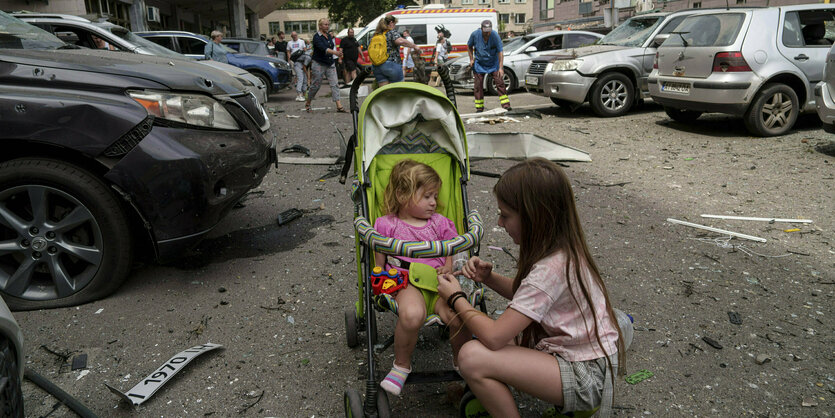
{"left": 340, "top": 67, "right": 486, "bottom": 417}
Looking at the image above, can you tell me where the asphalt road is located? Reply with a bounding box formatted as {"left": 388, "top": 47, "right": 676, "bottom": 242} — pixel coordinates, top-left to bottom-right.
{"left": 16, "top": 84, "right": 834, "bottom": 417}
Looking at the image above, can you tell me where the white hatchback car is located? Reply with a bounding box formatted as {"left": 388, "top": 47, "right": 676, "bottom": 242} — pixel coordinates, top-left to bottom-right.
{"left": 649, "top": 4, "right": 835, "bottom": 136}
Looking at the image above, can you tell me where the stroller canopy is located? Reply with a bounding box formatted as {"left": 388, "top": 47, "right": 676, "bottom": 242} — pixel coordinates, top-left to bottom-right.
{"left": 357, "top": 83, "right": 468, "bottom": 181}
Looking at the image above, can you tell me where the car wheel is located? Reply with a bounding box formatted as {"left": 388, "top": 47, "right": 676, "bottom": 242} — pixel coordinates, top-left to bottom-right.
{"left": 743, "top": 83, "right": 799, "bottom": 137}
{"left": 252, "top": 72, "right": 272, "bottom": 95}
{"left": 0, "top": 159, "right": 132, "bottom": 310}
{"left": 486, "top": 69, "right": 516, "bottom": 96}
{"left": 589, "top": 72, "right": 634, "bottom": 117}
{"left": 664, "top": 106, "right": 703, "bottom": 123}
{"left": 550, "top": 98, "right": 575, "bottom": 109}
{"left": 0, "top": 336, "right": 23, "bottom": 418}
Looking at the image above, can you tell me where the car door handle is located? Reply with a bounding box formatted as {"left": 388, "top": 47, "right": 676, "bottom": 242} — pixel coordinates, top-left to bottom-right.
{"left": 794, "top": 54, "right": 809, "bottom": 61}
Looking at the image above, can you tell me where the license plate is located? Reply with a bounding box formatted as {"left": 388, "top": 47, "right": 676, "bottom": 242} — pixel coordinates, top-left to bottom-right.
{"left": 662, "top": 82, "right": 690, "bottom": 94}
{"left": 525, "top": 76, "right": 539, "bottom": 86}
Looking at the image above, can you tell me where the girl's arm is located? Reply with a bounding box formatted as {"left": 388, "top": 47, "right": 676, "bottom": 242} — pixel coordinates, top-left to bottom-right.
{"left": 394, "top": 37, "right": 418, "bottom": 50}
{"left": 374, "top": 252, "right": 386, "bottom": 269}
{"left": 437, "top": 256, "right": 452, "bottom": 275}
{"left": 455, "top": 304, "right": 532, "bottom": 351}
{"left": 460, "top": 256, "right": 514, "bottom": 299}
{"left": 482, "top": 270, "right": 514, "bottom": 300}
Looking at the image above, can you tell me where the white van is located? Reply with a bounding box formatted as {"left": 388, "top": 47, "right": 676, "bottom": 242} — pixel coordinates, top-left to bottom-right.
{"left": 351, "top": 6, "right": 498, "bottom": 66}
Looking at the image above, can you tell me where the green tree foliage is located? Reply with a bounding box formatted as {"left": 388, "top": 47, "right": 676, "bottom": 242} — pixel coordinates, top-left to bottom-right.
{"left": 312, "top": 0, "right": 418, "bottom": 28}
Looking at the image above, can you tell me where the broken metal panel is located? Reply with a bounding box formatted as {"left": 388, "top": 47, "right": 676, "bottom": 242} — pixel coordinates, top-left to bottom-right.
{"left": 466, "top": 132, "right": 592, "bottom": 162}
{"left": 106, "top": 343, "right": 223, "bottom": 407}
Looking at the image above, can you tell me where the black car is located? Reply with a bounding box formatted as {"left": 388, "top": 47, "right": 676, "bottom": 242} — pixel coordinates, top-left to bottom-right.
{"left": 0, "top": 12, "right": 276, "bottom": 310}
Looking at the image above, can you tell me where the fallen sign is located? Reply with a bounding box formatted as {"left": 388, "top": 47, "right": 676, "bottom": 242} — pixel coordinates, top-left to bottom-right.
{"left": 467, "top": 132, "right": 591, "bottom": 162}
{"left": 276, "top": 157, "right": 340, "bottom": 165}
{"left": 106, "top": 343, "right": 223, "bottom": 407}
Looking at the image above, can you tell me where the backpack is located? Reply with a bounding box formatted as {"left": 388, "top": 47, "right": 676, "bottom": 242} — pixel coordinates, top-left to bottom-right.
{"left": 369, "top": 31, "right": 389, "bottom": 66}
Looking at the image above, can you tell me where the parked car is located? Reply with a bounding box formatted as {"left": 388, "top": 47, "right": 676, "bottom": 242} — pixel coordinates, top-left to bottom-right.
{"left": 221, "top": 37, "right": 271, "bottom": 56}
{"left": 447, "top": 30, "right": 602, "bottom": 95}
{"left": 525, "top": 9, "right": 707, "bottom": 116}
{"left": 815, "top": 43, "right": 835, "bottom": 133}
{"left": 10, "top": 13, "right": 269, "bottom": 105}
{"left": 0, "top": 11, "right": 276, "bottom": 309}
{"left": 0, "top": 297, "right": 23, "bottom": 417}
{"left": 649, "top": 4, "right": 835, "bottom": 136}
{"left": 136, "top": 31, "right": 291, "bottom": 94}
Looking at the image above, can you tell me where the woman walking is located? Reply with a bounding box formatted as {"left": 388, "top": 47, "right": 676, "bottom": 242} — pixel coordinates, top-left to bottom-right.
{"left": 371, "top": 15, "right": 418, "bottom": 86}
{"left": 306, "top": 18, "right": 346, "bottom": 113}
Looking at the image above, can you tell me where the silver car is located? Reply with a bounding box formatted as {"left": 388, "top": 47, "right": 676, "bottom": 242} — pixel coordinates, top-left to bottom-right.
{"left": 525, "top": 9, "right": 704, "bottom": 117}
{"left": 814, "top": 43, "right": 835, "bottom": 133}
{"left": 447, "top": 30, "right": 602, "bottom": 95}
{"left": 0, "top": 297, "right": 23, "bottom": 416}
{"left": 12, "top": 13, "right": 269, "bottom": 105}
{"left": 649, "top": 4, "right": 835, "bottom": 136}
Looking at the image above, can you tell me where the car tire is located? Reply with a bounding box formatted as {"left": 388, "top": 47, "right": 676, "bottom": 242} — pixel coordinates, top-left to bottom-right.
{"left": 664, "top": 106, "right": 703, "bottom": 123}
{"left": 743, "top": 83, "right": 799, "bottom": 137}
{"left": 550, "top": 98, "right": 575, "bottom": 109}
{"left": 0, "top": 159, "right": 132, "bottom": 310}
{"left": 486, "top": 69, "right": 516, "bottom": 96}
{"left": 589, "top": 72, "right": 634, "bottom": 117}
{"left": 0, "top": 335, "right": 23, "bottom": 418}
{"left": 252, "top": 72, "right": 272, "bottom": 95}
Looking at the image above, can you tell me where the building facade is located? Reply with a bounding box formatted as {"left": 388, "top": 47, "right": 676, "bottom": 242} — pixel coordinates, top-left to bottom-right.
{"left": 259, "top": 7, "right": 334, "bottom": 39}
{"left": 445, "top": 0, "right": 535, "bottom": 35}
{"left": 532, "top": 0, "right": 820, "bottom": 32}
{"left": 0, "top": 0, "right": 288, "bottom": 38}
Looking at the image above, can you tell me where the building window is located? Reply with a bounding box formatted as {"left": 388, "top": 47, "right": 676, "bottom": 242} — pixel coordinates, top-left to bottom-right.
{"left": 479, "top": 0, "right": 490, "bottom": 4}
{"left": 499, "top": 0, "right": 510, "bottom": 3}
{"left": 269, "top": 22, "right": 282, "bottom": 35}
{"left": 462, "top": 0, "right": 473, "bottom": 4}
{"left": 284, "top": 20, "right": 317, "bottom": 34}
{"left": 540, "top": 0, "right": 555, "bottom": 20}
{"left": 693, "top": 1, "right": 701, "bottom": 7}
{"left": 515, "top": 0, "right": 526, "bottom": 3}
{"left": 499, "top": 13, "right": 510, "bottom": 23}
{"left": 515, "top": 13, "right": 526, "bottom": 24}
{"left": 736, "top": 0, "right": 745, "bottom": 3}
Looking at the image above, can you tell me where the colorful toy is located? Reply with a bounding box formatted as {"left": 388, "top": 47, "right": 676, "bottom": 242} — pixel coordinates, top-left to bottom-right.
{"left": 370, "top": 267, "right": 408, "bottom": 295}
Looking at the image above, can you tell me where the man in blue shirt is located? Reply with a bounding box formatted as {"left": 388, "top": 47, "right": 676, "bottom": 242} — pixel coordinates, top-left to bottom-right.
{"left": 467, "top": 20, "right": 510, "bottom": 112}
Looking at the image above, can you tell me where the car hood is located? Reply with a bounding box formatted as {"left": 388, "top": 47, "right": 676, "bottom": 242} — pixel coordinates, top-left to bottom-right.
{"left": 0, "top": 49, "right": 247, "bottom": 96}
{"left": 233, "top": 53, "right": 288, "bottom": 65}
{"left": 535, "top": 44, "right": 629, "bottom": 62}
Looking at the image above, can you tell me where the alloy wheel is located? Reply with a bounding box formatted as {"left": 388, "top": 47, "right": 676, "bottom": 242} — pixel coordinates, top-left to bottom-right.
{"left": 600, "top": 79, "right": 628, "bottom": 111}
{"left": 759, "top": 92, "right": 793, "bottom": 130}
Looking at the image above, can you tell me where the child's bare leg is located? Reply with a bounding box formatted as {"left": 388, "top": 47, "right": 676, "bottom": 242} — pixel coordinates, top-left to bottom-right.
{"left": 393, "top": 285, "right": 426, "bottom": 369}
{"left": 458, "top": 340, "right": 565, "bottom": 417}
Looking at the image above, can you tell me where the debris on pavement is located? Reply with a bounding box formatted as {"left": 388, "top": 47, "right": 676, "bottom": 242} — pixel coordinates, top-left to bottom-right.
{"left": 276, "top": 208, "right": 303, "bottom": 226}
{"left": 467, "top": 132, "right": 591, "bottom": 162}
{"left": 702, "top": 336, "right": 723, "bottom": 350}
{"left": 238, "top": 389, "right": 265, "bottom": 414}
{"left": 286, "top": 114, "right": 300, "bottom": 118}
{"left": 727, "top": 311, "right": 742, "bottom": 325}
{"left": 71, "top": 354, "right": 87, "bottom": 371}
{"left": 105, "top": 343, "right": 224, "bottom": 407}
{"left": 465, "top": 115, "right": 520, "bottom": 124}
{"left": 281, "top": 144, "right": 311, "bottom": 156}
{"left": 276, "top": 157, "right": 339, "bottom": 165}
{"left": 700, "top": 214, "right": 813, "bottom": 224}
{"left": 666, "top": 218, "right": 767, "bottom": 243}
{"left": 755, "top": 354, "right": 772, "bottom": 365}
{"left": 625, "top": 369, "right": 654, "bottom": 384}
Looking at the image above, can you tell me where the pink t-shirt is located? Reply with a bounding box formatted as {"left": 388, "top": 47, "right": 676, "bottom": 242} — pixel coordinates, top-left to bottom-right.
{"left": 373, "top": 213, "right": 458, "bottom": 271}
{"left": 508, "top": 251, "right": 619, "bottom": 362}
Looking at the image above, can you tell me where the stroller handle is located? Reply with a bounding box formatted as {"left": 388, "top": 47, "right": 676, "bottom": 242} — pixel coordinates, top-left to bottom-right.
{"left": 349, "top": 66, "right": 372, "bottom": 113}
{"left": 437, "top": 65, "right": 457, "bottom": 108}
{"left": 354, "top": 211, "right": 483, "bottom": 258}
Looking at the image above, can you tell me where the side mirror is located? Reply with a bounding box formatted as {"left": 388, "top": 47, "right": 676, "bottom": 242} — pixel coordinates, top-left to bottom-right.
{"left": 524, "top": 46, "right": 537, "bottom": 53}
{"left": 652, "top": 34, "right": 670, "bottom": 48}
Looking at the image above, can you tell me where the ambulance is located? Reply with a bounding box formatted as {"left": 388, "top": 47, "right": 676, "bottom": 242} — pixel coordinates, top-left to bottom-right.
{"left": 351, "top": 5, "right": 498, "bottom": 67}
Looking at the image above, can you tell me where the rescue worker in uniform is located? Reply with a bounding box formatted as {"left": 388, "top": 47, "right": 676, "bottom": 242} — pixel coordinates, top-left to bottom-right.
{"left": 466, "top": 20, "right": 510, "bottom": 112}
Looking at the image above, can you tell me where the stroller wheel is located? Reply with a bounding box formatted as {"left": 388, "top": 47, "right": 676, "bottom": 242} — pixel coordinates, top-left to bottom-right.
{"left": 376, "top": 387, "right": 391, "bottom": 418}
{"left": 343, "top": 388, "right": 363, "bottom": 417}
{"left": 344, "top": 307, "right": 359, "bottom": 348}
{"left": 459, "top": 388, "right": 490, "bottom": 418}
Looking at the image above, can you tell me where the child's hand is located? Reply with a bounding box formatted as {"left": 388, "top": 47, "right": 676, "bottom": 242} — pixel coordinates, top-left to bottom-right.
{"left": 436, "top": 265, "right": 452, "bottom": 275}
{"left": 459, "top": 256, "right": 492, "bottom": 283}
{"left": 437, "top": 273, "right": 462, "bottom": 300}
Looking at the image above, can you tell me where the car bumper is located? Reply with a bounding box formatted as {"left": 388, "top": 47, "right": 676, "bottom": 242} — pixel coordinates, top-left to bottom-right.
{"left": 648, "top": 73, "right": 756, "bottom": 115}
{"left": 814, "top": 81, "right": 835, "bottom": 133}
{"left": 105, "top": 124, "right": 276, "bottom": 262}
{"left": 525, "top": 70, "right": 594, "bottom": 103}
{"left": 271, "top": 69, "right": 292, "bottom": 91}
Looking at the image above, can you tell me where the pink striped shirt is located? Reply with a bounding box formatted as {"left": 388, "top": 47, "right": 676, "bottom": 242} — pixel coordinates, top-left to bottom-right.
{"left": 508, "top": 251, "right": 619, "bottom": 361}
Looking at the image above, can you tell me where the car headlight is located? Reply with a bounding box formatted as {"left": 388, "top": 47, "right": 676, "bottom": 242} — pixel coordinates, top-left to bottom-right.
{"left": 551, "top": 59, "right": 583, "bottom": 72}
{"left": 270, "top": 61, "right": 291, "bottom": 71}
{"left": 128, "top": 91, "right": 240, "bottom": 130}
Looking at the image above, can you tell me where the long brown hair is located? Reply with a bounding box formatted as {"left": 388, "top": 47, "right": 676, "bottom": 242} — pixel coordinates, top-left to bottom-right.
{"left": 493, "top": 158, "right": 625, "bottom": 378}
{"left": 375, "top": 15, "right": 396, "bottom": 35}
{"left": 383, "top": 159, "right": 442, "bottom": 216}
